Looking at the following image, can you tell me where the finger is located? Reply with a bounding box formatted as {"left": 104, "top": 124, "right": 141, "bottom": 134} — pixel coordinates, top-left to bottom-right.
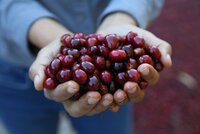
{"left": 141, "top": 32, "right": 172, "bottom": 68}
{"left": 124, "top": 82, "right": 145, "bottom": 102}
{"left": 132, "top": 90, "right": 145, "bottom": 102}
{"left": 29, "top": 39, "right": 61, "bottom": 90}
{"left": 44, "top": 81, "right": 79, "bottom": 102}
{"left": 137, "top": 63, "right": 159, "bottom": 86}
{"left": 113, "top": 89, "right": 128, "bottom": 105}
{"left": 157, "top": 41, "right": 172, "bottom": 68}
{"left": 87, "top": 93, "right": 113, "bottom": 116}
{"left": 63, "top": 91, "right": 101, "bottom": 117}
{"left": 109, "top": 103, "right": 120, "bottom": 112}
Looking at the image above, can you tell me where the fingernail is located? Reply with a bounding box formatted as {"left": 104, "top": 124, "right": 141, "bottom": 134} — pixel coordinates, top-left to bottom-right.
{"left": 167, "top": 54, "right": 172, "bottom": 66}
{"left": 116, "top": 92, "right": 125, "bottom": 102}
{"left": 103, "top": 100, "right": 112, "bottom": 106}
{"left": 141, "top": 66, "right": 149, "bottom": 75}
{"left": 88, "top": 97, "right": 99, "bottom": 105}
{"left": 67, "top": 87, "right": 77, "bottom": 94}
{"left": 34, "top": 75, "right": 40, "bottom": 87}
{"left": 167, "top": 54, "right": 171, "bottom": 60}
{"left": 128, "top": 86, "right": 137, "bottom": 94}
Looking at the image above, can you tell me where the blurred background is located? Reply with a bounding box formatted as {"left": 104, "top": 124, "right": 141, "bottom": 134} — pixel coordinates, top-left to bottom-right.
{"left": 134, "top": 0, "right": 200, "bottom": 134}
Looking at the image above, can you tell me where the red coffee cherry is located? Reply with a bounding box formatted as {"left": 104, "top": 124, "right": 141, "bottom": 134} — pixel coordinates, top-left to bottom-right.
{"left": 105, "top": 34, "right": 119, "bottom": 50}
{"left": 109, "top": 50, "right": 127, "bottom": 62}
{"left": 127, "top": 69, "right": 141, "bottom": 82}
{"left": 72, "top": 69, "right": 88, "bottom": 85}
{"left": 100, "top": 70, "right": 112, "bottom": 84}
{"left": 44, "top": 32, "right": 164, "bottom": 100}
{"left": 56, "top": 69, "right": 72, "bottom": 83}
{"left": 43, "top": 77, "right": 57, "bottom": 89}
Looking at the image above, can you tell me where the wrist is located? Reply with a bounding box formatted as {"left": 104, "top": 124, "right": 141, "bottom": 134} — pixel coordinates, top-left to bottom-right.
{"left": 29, "top": 18, "right": 72, "bottom": 49}
{"left": 98, "top": 12, "right": 137, "bottom": 32}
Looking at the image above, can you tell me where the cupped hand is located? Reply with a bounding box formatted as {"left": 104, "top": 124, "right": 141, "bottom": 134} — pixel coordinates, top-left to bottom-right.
{"left": 29, "top": 38, "right": 114, "bottom": 117}
{"left": 97, "top": 18, "right": 172, "bottom": 108}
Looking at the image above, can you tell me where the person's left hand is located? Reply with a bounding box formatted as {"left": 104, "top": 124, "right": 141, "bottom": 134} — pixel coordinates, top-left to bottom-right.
{"left": 97, "top": 13, "right": 172, "bottom": 111}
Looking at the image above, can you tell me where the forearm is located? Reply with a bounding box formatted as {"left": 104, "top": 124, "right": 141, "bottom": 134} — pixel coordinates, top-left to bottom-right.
{"left": 29, "top": 13, "right": 135, "bottom": 48}
{"left": 29, "top": 18, "right": 72, "bottom": 49}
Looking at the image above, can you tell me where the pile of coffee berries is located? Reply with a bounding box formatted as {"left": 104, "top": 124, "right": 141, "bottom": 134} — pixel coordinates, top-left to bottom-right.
{"left": 43, "top": 32, "right": 163, "bottom": 100}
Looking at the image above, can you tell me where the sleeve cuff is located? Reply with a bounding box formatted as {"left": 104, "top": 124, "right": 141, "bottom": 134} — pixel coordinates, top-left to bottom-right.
{"left": 99, "top": 0, "right": 164, "bottom": 29}
{"left": 7, "top": 2, "right": 58, "bottom": 67}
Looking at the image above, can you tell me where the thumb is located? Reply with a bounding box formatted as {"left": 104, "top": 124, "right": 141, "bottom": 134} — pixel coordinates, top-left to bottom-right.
{"left": 29, "top": 64, "right": 46, "bottom": 91}
{"left": 140, "top": 31, "right": 172, "bottom": 68}
{"left": 29, "top": 39, "right": 61, "bottom": 91}
{"left": 157, "top": 40, "right": 172, "bottom": 68}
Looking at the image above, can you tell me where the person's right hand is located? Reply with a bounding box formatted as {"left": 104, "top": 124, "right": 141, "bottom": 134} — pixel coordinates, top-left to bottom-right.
{"left": 29, "top": 38, "right": 114, "bottom": 117}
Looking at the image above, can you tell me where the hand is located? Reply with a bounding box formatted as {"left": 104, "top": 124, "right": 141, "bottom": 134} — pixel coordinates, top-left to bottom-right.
{"left": 29, "top": 39, "right": 114, "bottom": 117}
{"left": 97, "top": 13, "right": 172, "bottom": 109}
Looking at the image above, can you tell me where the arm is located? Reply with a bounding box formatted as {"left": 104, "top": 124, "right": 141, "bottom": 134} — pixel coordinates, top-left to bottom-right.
{"left": 29, "top": 0, "right": 170, "bottom": 117}
{"left": 29, "top": 18, "right": 71, "bottom": 49}
{"left": 30, "top": 0, "right": 171, "bottom": 116}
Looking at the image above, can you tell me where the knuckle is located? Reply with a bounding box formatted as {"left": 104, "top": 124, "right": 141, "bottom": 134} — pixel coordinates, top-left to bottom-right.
{"left": 63, "top": 105, "right": 79, "bottom": 118}
{"left": 56, "top": 83, "right": 66, "bottom": 91}
{"left": 44, "top": 91, "right": 53, "bottom": 100}
{"left": 93, "top": 105, "right": 104, "bottom": 113}
{"left": 44, "top": 90, "right": 62, "bottom": 102}
{"left": 64, "top": 107, "right": 75, "bottom": 117}
{"left": 51, "top": 94, "right": 63, "bottom": 102}
{"left": 68, "top": 109, "right": 82, "bottom": 118}
{"left": 68, "top": 103, "right": 87, "bottom": 118}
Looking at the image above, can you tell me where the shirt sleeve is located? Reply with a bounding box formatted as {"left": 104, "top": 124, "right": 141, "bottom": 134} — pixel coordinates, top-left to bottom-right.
{"left": 0, "top": 0, "right": 57, "bottom": 67}
{"left": 99, "top": 0, "right": 165, "bottom": 29}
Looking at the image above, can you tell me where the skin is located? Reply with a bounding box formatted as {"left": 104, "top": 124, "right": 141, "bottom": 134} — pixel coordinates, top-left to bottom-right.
{"left": 28, "top": 13, "right": 172, "bottom": 117}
